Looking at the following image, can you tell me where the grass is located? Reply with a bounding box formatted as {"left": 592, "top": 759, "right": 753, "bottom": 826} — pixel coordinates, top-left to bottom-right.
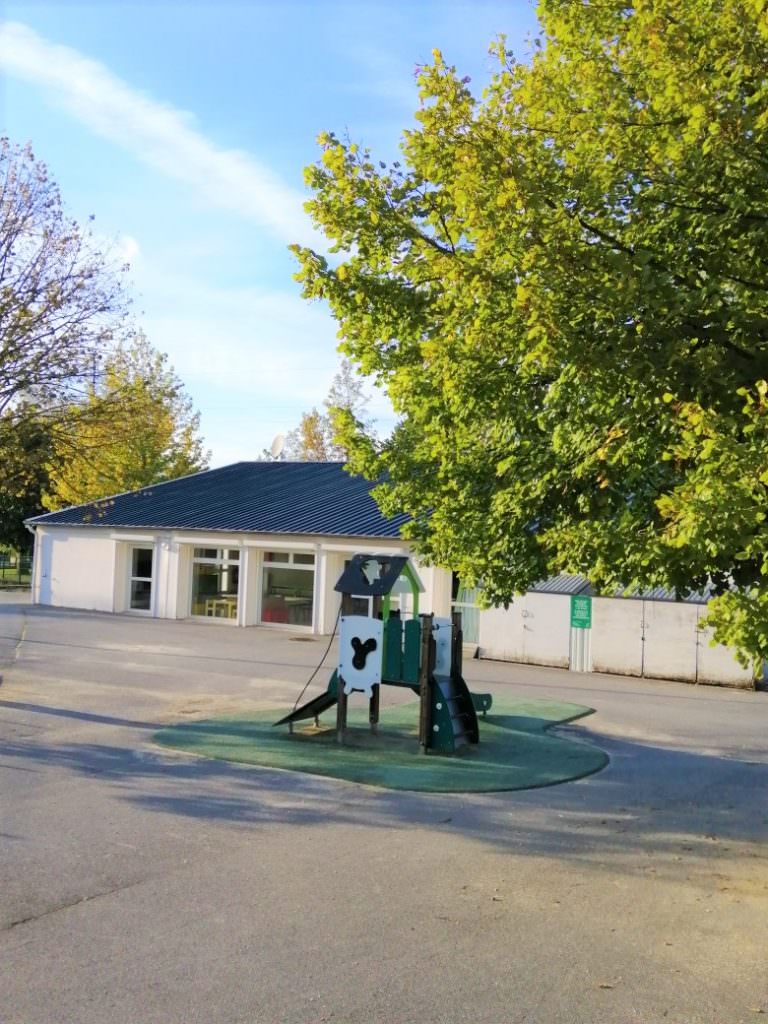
{"left": 155, "top": 697, "right": 608, "bottom": 793}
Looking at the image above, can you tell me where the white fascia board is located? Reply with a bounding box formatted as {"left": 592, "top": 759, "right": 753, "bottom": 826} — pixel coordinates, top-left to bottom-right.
{"left": 242, "top": 538, "right": 318, "bottom": 550}
{"left": 170, "top": 533, "right": 246, "bottom": 547}
{"left": 109, "top": 531, "right": 159, "bottom": 543}
{"left": 319, "top": 541, "right": 410, "bottom": 554}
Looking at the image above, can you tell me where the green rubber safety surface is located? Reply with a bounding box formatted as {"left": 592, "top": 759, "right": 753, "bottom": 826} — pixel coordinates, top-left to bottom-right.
{"left": 154, "top": 698, "right": 608, "bottom": 793}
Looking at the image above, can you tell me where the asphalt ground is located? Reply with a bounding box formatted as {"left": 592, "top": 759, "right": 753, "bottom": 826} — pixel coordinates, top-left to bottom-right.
{"left": 1, "top": 593, "right": 767, "bottom": 1024}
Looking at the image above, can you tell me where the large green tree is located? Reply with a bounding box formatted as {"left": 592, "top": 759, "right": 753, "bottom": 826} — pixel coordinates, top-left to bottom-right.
{"left": 44, "top": 335, "right": 209, "bottom": 508}
{"left": 293, "top": 0, "right": 768, "bottom": 669}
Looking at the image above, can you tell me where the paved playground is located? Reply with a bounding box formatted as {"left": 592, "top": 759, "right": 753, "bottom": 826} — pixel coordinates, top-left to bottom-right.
{"left": 1, "top": 593, "right": 766, "bottom": 1024}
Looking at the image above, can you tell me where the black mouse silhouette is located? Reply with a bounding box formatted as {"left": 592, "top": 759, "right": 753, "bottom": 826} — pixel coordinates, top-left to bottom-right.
{"left": 351, "top": 636, "right": 377, "bottom": 670}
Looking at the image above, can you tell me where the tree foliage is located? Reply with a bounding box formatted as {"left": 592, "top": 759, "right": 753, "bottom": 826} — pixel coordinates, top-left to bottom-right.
{"left": 293, "top": 0, "right": 768, "bottom": 669}
{"left": 0, "top": 137, "right": 128, "bottom": 416}
{"left": 0, "top": 137, "right": 132, "bottom": 541}
{"left": 44, "top": 335, "right": 209, "bottom": 509}
{"left": 284, "top": 357, "right": 372, "bottom": 460}
{"left": 0, "top": 408, "right": 53, "bottom": 549}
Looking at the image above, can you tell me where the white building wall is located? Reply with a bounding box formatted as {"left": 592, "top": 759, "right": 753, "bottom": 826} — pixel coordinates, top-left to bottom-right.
{"left": 35, "top": 527, "right": 117, "bottom": 612}
{"left": 478, "top": 594, "right": 571, "bottom": 668}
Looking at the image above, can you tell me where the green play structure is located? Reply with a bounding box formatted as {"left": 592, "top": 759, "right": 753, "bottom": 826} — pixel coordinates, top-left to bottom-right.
{"left": 274, "top": 554, "right": 492, "bottom": 755}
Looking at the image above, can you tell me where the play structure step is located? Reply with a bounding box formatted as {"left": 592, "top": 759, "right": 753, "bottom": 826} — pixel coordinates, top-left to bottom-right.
{"left": 429, "top": 673, "right": 480, "bottom": 753}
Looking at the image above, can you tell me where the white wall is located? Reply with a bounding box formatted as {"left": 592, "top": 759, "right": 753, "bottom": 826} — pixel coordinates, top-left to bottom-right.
{"left": 642, "top": 601, "right": 698, "bottom": 682}
{"left": 478, "top": 593, "right": 571, "bottom": 668}
{"left": 696, "top": 618, "right": 754, "bottom": 687}
{"left": 35, "top": 527, "right": 117, "bottom": 613}
{"left": 591, "top": 597, "right": 645, "bottom": 676}
{"left": 478, "top": 591, "right": 755, "bottom": 687}
{"left": 419, "top": 564, "right": 452, "bottom": 618}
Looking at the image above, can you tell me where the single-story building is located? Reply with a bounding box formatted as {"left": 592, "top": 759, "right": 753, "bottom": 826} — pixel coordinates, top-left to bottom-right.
{"left": 26, "top": 461, "right": 755, "bottom": 688}
{"left": 26, "top": 462, "right": 451, "bottom": 634}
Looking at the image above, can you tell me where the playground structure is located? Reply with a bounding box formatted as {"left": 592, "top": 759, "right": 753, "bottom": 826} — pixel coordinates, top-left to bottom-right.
{"left": 274, "top": 554, "right": 492, "bottom": 754}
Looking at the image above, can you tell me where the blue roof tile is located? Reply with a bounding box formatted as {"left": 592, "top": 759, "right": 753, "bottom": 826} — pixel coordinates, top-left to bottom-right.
{"left": 27, "top": 462, "right": 409, "bottom": 539}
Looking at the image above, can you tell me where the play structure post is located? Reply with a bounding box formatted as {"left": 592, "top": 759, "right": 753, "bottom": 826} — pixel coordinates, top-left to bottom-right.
{"left": 369, "top": 595, "right": 382, "bottom": 734}
{"left": 418, "top": 613, "right": 434, "bottom": 754}
{"left": 336, "top": 593, "right": 354, "bottom": 744}
{"left": 452, "top": 610, "right": 463, "bottom": 678}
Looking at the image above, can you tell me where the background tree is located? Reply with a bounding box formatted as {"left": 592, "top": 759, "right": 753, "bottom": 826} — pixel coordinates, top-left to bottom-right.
{"left": 0, "top": 137, "right": 131, "bottom": 539}
{"left": 0, "top": 409, "right": 53, "bottom": 550}
{"left": 44, "top": 335, "right": 209, "bottom": 508}
{"left": 293, "top": 0, "right": 768, "bottom": 669}
{"left": 0, "top": 137, "right": 128, "bottom": 416}
{"left": 284, "top": 357, "right": 373, "bottom": 460}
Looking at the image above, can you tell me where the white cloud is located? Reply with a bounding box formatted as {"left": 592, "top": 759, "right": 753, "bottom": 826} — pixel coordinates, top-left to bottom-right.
{"left": 113, "top": 234, "right": 141, "bottom": 264}
{"left": 134, "top": 268, "right": 396, "bottom": 461}
{"left": 0, "top": 20, "right": 317, "bottom": 247}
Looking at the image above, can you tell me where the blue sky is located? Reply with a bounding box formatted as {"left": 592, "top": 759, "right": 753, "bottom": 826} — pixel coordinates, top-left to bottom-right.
{"left": 1, "top": 2, "right": 540, "bottom": 465}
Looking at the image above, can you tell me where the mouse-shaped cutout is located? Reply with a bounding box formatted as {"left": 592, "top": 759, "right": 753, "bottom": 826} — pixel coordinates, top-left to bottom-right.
{"left": 351, "top": 635, "right": 377, "bottom": 670}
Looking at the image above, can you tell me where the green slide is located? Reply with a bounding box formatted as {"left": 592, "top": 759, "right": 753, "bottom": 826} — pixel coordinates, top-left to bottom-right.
{"left": 273, "top": 672, "right": 339, "bottom": 727}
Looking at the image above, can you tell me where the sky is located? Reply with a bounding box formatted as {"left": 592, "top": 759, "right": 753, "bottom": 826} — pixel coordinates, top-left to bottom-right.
{"left": 1, "top": 1, "right": 540, "bottom": 466}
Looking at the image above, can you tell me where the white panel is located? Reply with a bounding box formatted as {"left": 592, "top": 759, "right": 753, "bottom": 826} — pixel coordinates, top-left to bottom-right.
{"left": 478, "top": 602, "right": 526, "bottom": 661}
{"left": 35, "top": 530, "right": 53, "bottom": 605}
{"left": 591, "top": 597, "right": 644, "bottom": 676}
{"left": 569, "top": 627, "right": 592, "bottom": 672}
{"left": 241, "top": 547, "right": 261, "bottom": 626}
{"left": 423, "top": 564, "right": 452, "bottom": 618}
{"left": 432, "top": 617, "right": 453, "bottom": 675}
{"left": 321, "top": 551, "right": 345, "bottom": 635}
{"left": 521, "top": 594, "right": 571, "bottom": 667}
{"left": 642, "top": 601, "right": 698, "bottom": 682}
{"left": 339, "top": 616, "right": 384, "bottom": 696}
{"left": 477, "top": 594, "right": 570, "bottom": 667}
{"left": 175, "top": 544, "right": 192, "bottom": 618}
{"left": 696, "top": 615, "right": 755, "bottom": 687}
{"left": 153, "top": 538, "right": 175, "bottom": 618}
{"left": 477, "top": 601, "right": 526, "bottom": 662}
{"left": 113, "top": 543, "right": 129, "bottom": 613}
{"left": 39, "top": 529, "right": 117, "bottom": 612}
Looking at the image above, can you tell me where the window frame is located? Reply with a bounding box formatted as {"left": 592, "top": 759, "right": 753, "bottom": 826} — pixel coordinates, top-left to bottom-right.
{"left": 127, "top": 544, "right": 154, "bottom": 616}
{"left": 188, "top": 546, "right": 242, "bottom": 623}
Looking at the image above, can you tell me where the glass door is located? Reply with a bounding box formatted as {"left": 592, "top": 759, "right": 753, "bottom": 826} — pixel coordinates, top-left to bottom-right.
{"left": 129, "top": 547, "right": 154, "bottom": 612}
{"left": 451, "top": 573, "right": 480, "bottom": 644}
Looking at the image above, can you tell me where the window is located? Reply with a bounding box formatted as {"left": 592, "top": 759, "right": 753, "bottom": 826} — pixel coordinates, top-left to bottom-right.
{"left": 129, "top": 547, "right": 153, "bottom": 612}
{"left": 451, "top": 572, "right": 480, "bottom": 644}
{"left": 191, "top": 548, "right": 240, "bottom": 619}
{"left": 194, "top": 547, "right": 239, "bottom": 562}
{"left": 260, "top": 550, "right": 315, "bottom": 628}
{"left": 263, "top": 551, "right": 314, "bottom": 566}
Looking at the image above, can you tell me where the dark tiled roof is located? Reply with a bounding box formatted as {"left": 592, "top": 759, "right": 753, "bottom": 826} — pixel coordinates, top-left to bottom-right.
{"left": 530, "top": 573, "right": 711, "bottom": 604}
{"left": 530, "top": 574, "right": 593, "bottom": 596}
{"left": 27, "top": 462, "right": 409, "bottom": 539}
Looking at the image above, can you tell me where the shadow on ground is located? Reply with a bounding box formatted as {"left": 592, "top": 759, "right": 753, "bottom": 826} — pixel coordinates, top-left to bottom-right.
{"left": 3, "top": 701, "right": 767, "bottom": 893}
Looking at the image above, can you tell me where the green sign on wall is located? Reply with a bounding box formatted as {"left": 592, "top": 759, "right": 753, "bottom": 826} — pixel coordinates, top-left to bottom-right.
{"left": 570, "top": 595, "right": 592, "bottom": 629}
